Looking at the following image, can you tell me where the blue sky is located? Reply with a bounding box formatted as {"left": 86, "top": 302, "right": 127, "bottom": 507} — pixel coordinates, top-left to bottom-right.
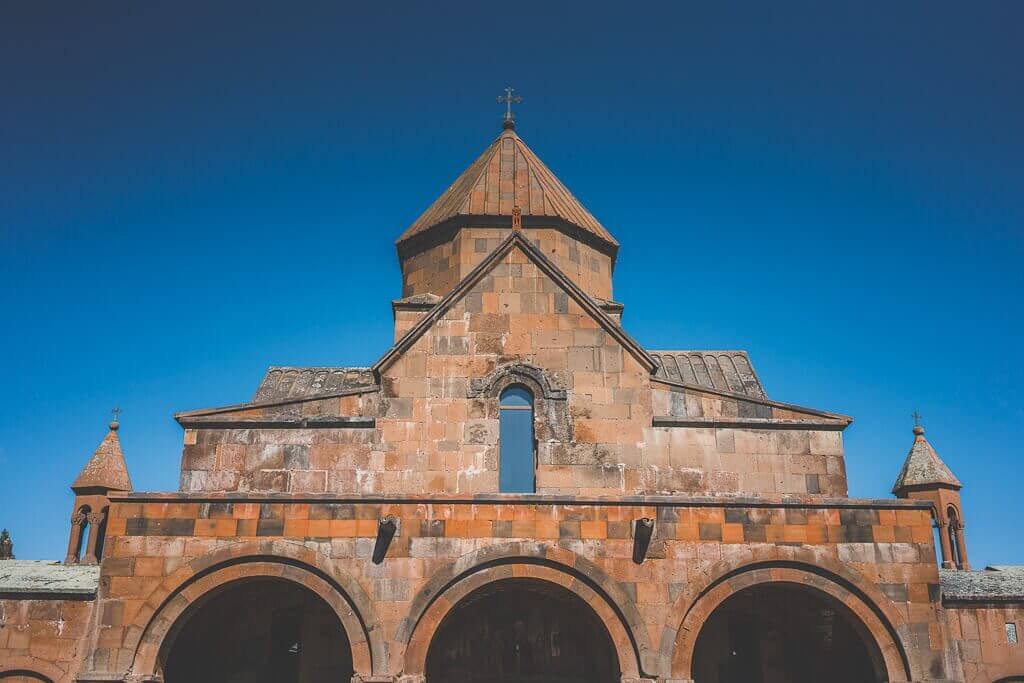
{"left": 1, "top": 2, "right": 1021, "bottom": 565}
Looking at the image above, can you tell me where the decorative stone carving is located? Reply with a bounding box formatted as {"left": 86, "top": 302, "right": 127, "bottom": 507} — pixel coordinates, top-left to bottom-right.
{"left": 468, "top": 362, "right": 567, "bottom": 400}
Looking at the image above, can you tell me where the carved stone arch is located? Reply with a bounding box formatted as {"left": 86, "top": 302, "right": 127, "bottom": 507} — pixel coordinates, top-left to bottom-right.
{"left": 469, "top": 362, "right": 573, "bottom": 446}
{"left": 393, "top": 540, "right": 659, "bottom": 678}
{"left": 123, "top": 540, "right": 385, "bottom": 678}
{"left": 666, "top": 554, "right": 916, "bottom": 682}
{"left": 468, "top": 362, "right": 566, "bottom": 400}
{"left": 0, "top": 656, "right": 65, "bottom": 682}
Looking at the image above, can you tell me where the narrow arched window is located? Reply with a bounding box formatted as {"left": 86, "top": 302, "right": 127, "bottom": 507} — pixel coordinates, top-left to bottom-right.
{"left": 499, "top": 385, "right": 535, "bottom": 492}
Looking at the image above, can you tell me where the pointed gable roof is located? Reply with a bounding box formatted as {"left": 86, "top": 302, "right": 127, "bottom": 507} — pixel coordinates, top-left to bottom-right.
{"left": 375, "top": 231, "right": 653, "bottom": 375}
{"left": 72, "top": 421, "right": 132, "bottom": 492}
{"left": 893, "top": 425, "right": 961, "bottom": 494}
{"left": 398, "top": 128, "right": 617, "bottom": 248}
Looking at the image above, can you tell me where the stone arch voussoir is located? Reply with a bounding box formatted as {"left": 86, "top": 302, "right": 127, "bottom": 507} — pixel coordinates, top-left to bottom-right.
{"left": 666, "top": 550, "right": 915, "bottom": 682}
{"left": 125, "top": 539, "right": 385, "bottom": 677}
{"left": 394, "top": 540, "right": 657, "bottom": 678}
{"left": 468, "top": 362, "right": 567, "bottom": 400}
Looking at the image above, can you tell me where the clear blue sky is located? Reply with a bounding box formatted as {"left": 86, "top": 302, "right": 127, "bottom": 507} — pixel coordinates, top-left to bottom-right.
{"left": 1, "top": 2, "right": 1021, "bottom": 565}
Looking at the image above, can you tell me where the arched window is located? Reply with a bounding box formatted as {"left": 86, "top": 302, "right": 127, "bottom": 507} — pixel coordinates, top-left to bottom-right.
{"left": 499, "top": 385, "right": 535, "bottom": 493}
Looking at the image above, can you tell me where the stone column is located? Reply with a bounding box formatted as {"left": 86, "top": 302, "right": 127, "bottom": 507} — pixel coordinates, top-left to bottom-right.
{"left": 936, "top": 521, "right": 954, "bottom": 569}
{"left": 955, "top": 524, "right": 970, "bottom": 570}
{"left": 82, "top": 511, "right": 105, "bottom": 564}
{"left": 64, "top": 511, "right": 86, "bottom": 564}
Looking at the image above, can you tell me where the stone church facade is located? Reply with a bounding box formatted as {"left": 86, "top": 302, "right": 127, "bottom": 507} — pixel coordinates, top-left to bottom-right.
{"left": 2, "top": 115, "right": 1022, "bottom": 683}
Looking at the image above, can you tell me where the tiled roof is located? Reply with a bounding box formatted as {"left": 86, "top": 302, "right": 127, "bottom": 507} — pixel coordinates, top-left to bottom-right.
{"left": 892, "top": 427, "right": 962, "bottom": 493}
{"left": 253, "top": 367, "right": 376, "bottom": 402}
{"left": 940, "top": 566, "right": 1024, "bottom": 601}
{"left": 0, "top": 560, "right": 100, "bottom": 596}
{"left": 650, "top": 351, "right": 766, "bottom": 399}
{"left": 398, "top": 129, "right": 617, "bottom": 247}
{"left": 72, "top": 424, "right": 132, "bottom": 492}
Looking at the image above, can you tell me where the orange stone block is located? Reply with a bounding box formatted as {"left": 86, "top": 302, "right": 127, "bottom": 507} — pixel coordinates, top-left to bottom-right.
{"left": 330, "top": 519, "right": 358, "bottom": 537}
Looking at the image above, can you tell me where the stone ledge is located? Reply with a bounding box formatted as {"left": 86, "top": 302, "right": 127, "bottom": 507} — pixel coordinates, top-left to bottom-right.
{"left": 653, "top": 416, "right": 847, "bottom": 430}
{"left": 175, "top": 416, "right": 375, "bottom": 429}
{"left": 108, "top": 491, "right": 932, "bottom": 510}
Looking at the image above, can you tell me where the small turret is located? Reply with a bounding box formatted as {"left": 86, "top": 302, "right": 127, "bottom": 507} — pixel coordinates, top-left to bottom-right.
{"left": 64, "top": 412, "right": 132, "bottom": 564}
{"left": 893, "top": 418, "right": 968, "bottom": 569}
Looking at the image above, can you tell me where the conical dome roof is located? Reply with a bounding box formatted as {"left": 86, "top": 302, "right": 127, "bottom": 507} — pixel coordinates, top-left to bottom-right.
{"left": 71, "top": 421, "right": 132, "bottom": 492}
{"left": 398, "top": 128, "right": 617, "bottom": 247}
{"left": 892, "top": 425, "right": 962, "bottom": 494}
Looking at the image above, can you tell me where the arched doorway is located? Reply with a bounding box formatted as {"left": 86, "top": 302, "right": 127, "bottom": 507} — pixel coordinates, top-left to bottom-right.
{"left": 160, "top": 577, "right": 353, "bottom": 683}
{"left": 691, "top": 583, "right": 887, "bottom": 683}
{"left": 425, "top": 578, "right": 621, "bottom": 682}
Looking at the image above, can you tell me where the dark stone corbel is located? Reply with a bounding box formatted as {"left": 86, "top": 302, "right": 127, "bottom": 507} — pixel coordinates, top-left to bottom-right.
{"left": 372, "top": 515, "right": 399, "bottom": 564}
{"left": 632, "top": 518, "right": 655, "bottom": 564}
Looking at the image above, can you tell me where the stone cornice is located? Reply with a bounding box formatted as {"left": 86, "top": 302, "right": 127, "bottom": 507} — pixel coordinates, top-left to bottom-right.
{"left": 652, "top": 416, "right": 849, "bottom": 431}
{"left": 109, "top": 491, "right": 931, "bottom": 510}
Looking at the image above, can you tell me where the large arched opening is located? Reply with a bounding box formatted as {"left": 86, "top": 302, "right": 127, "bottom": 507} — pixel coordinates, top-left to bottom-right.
{"left": 691, "top": 583, "right": 888, "bottom": 683}
{"left": 425, "top": 577, "right": 621, "bottom": 683}
{"left": 159, "top": 577, "right": 353, "bottom": 683}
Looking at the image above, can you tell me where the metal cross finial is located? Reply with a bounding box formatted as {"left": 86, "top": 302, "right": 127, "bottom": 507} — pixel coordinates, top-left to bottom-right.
{"left": 497, "top": 86, "right": 522, "bottom": 129}
{"left": 112, "top": 407, "right": 121, "bottom": 422}
{"left": 912, "top": 410, "right": 922, "bottom": 427}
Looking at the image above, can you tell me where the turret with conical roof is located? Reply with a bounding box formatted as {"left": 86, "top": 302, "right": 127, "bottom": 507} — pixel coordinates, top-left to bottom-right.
{"left": 65, "top": 414, "right": 132, "bottom": 565}
{"left": 72, "top": 418, "right": 132, "bottom": 494}
{"left": 893, "top": 420, "right": 969, "bottom": 570}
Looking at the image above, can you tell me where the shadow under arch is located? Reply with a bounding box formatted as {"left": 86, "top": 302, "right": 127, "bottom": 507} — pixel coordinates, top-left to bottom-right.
{"left": 124, "top": 540, "right": 385, "bottom": 678}
{"left": 394, "top": 540, "right": 657, "bottom": 678}
{"left": 669, "top": 560, "right": 914, "bottom": 682}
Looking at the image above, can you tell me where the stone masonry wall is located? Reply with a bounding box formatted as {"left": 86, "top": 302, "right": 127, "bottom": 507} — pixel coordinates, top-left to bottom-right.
{"left": 0, "top": 596, "right": 95, "bottom": 681}
{"left": 945, "top": 604, "right": 1024, "bottom": 681}
{"left": 179, "top": 245, "right": 848, "bottom": 498}
{"left": 401, "top": 227, "right": 614, "bottom": 300}
{"left": 86, "top": 496, "right": 950, "bottom": 681}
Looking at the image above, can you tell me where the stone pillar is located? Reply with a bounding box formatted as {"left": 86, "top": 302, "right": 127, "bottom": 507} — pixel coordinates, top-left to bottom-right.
{"left": 82, "top": 511, "right": 105, "bottom": 564}
{"left": 936, "top": 521, "right": 954, "bottom": 569}
{"left": 955, "top": 524, "right": 970, "bottom": 570}
{"left": 65, "top": 511, "right": 86, "bottom": 564}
